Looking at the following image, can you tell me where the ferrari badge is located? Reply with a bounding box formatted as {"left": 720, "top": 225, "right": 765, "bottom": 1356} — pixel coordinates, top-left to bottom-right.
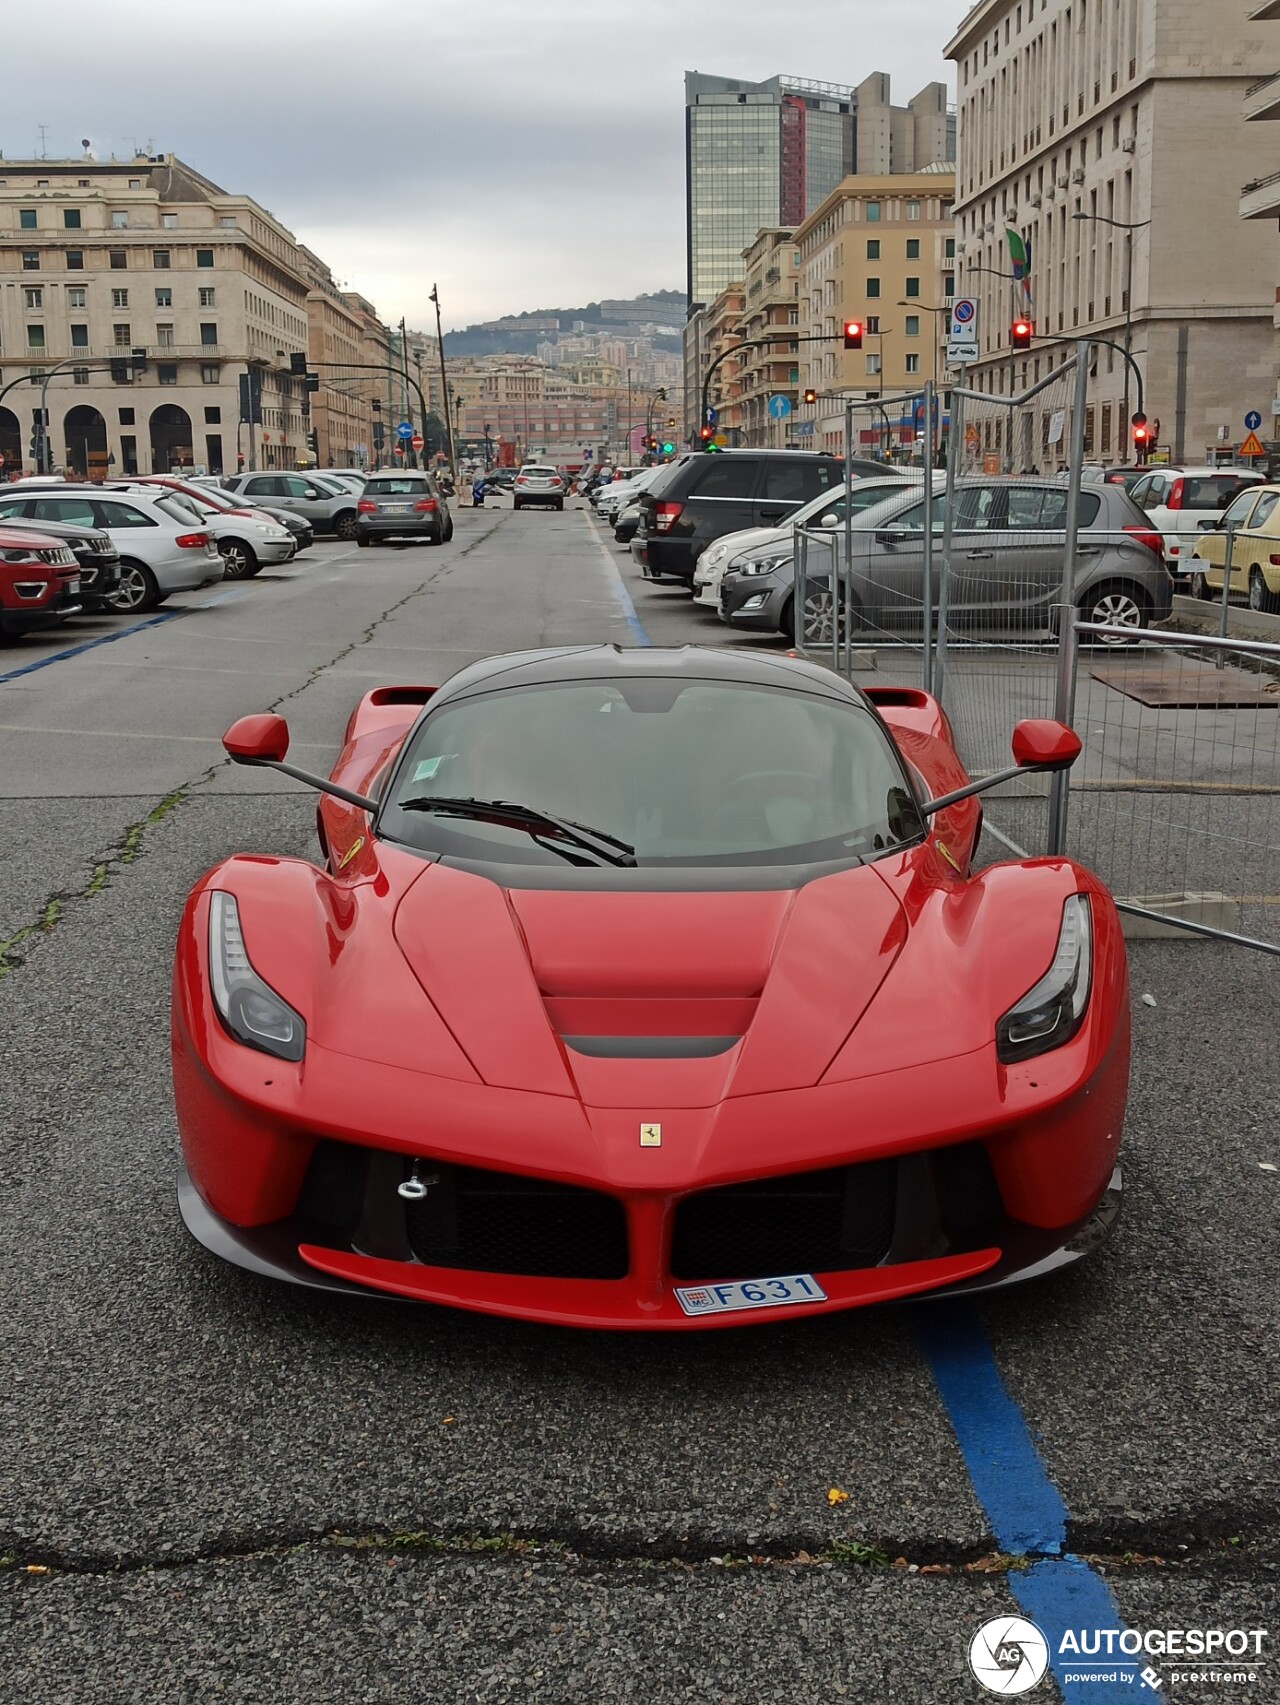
{"left": 639, "top": 1122, "right": 662, "bottom": 1148}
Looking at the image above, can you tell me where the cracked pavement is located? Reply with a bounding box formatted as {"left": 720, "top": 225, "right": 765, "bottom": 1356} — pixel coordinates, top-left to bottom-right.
{"left": 1, "top": 502, "right": 1276, "bottom": 1703}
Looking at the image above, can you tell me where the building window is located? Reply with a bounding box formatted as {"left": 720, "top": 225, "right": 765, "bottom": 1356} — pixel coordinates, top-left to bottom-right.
{"left": 68, "top": 287, "right": 86, "bottom": 309}
{"left": 119, "top": 408, "right": 136, "bottom": 425}
{"left": 866, "top": 240, "right": 880, "bottom": 260}
{"left": 906, "top": 239, "right": 920, "bottom": 259}
{"left": 904, "top": 316, "right": 920, "bottom": 337}
{"left": 865, "top": 353, "right": 881, "bottom": 374}
{"left": 73, "top": 366, "right": 90, "bottom": 386}
{"left": 905, "top": 353, "right": 921, "bottom": 374}
{"left": 71, "top": 324, "right": 89, "bottom": 348}
{"left": 157, "top": 323, "right": 175, "bottom": 347}
{"left": 27, "top": 325, "right": 46, "bottom": 350}
{"left": 63, "top": 209, "right": 82, "bottom": 229}
{"left": 906, "top": 200, "right": 920, "bottom": 221}
{"left": 943, "top": 273, "right": 955, "bottom": 297}
{"left": 112, "top": 288, "right": 129, "bottom": 308}
{"left": 904, "top": 277, "right": 920, "bottom": 298}
{"left": 204, "top": 406, "right": 221, "bottom": 424}
{"left": 945, "top": 238, "right": 956, "bottom": 258}
{"left": 110, "top": 249, "right": 127, "bottom": 269}
{"left": 153, "top": 249, "right": 171, "bottom": 269}
{"left": 66, "top": 249, "right": 84, "bottom": 270}
{"left": 162, "top": 213, "right": 177, "bottom": 229}
{"left": 199, "top": 322, "right": 218, "bottom": 346}
{"left": 866, "top": 278, "right": 881, "bottom": 298}
{"left": 19, "top": 208, "right": 37, "bottom": 229}
{"left": 864, "top": 316, "right": 880, "bottom": 334}
{"left": 128, "top": 178, "right": 141, "bottom": 189}
{"left": 218, "top": 216, "right": 237, "bottom": 228}
{"left": 198, "top": 287, "right": 216, "bottom": 308}
{"left": 155, "top": 287, "right": 172, "bottom": 308}
{"left": 196, "top": 249, "right": 214, "bottom": 268}
{"left": 114, "top": 323, "right": 131, "bottom": 345}
{"left": 158, "top": 363, "right": 178, "bottom": 385}
{"left": 865, "top": 202, "right": 881, "bottom": 222}
{"left": 111, "top": 211, "right": 128, "bottom": 229}
{"left": 201, "top": 364, "right": 220, "bottom": 385}
{"left": 23, "top": 287, "right": 43, "bottom": 310}
{"left": 22, "top": 251, "right": 39, "bottom": 271}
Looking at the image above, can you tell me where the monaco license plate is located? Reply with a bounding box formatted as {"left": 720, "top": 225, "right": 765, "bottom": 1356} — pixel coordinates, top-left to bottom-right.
{"left": 674, "top": 1273, "right": 827, "bottom": 1317}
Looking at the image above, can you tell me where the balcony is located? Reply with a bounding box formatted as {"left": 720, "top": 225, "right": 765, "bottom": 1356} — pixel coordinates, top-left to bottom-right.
{"left": 1244, "top": 70, "right": 1280, "bottom": 122}
{"left": 1241, "top": 168, "right": 1280, "bottom": 219}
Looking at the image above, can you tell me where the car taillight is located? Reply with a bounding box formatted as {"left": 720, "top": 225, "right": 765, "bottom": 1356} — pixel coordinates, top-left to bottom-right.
{"left": 1166, "top": 479, "right": 1183, "bottom": 511}
{"left": 413, "top": 499, "right": 438, "bottom": 513}
{"left": 357, "top": 499, "right": 377, "bottom": 513}
{"left": 175, "top": 532, "right": 209, "bottom": 549}
{"left": 653, "top": 501, "right": 683, "bottom": 533}
{"left": 1123, "top": 525, "right": 1164, "bottom": 558}
{"left": 516, "top": 477, "right": 528, "bottom": 485}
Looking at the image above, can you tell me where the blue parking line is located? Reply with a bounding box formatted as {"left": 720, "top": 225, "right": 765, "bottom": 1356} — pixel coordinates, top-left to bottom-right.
{"left": 587, "top": 512, "right": 651, "bottom": 647}
{"left": 0, "top": 608, "right": 185, "bottom": 685}
{"left": 919, "top": 1307, "right": 1140, "bottom": 1701}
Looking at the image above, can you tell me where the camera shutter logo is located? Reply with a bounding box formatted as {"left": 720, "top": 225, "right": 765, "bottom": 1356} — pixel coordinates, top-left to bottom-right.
{"left": 968, "top": 1617, "right": 1050, "bottom": 1695}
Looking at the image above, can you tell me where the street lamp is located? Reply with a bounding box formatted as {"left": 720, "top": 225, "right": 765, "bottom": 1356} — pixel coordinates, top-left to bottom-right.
{"left": 1072, "top": 213, "right": 1150, "bottom": 456}
{"left": 901, "top": 302, "right": 948, "bottom": 457}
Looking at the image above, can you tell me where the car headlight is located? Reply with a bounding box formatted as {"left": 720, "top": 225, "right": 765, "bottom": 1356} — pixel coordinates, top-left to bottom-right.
{"left": 734, "top": 552, "right": 791, "bottom": 578}
{"left": 208, "top": 891, "right": 305, "bottom": 1062}
{"left": 996, "top": 894, "right": 1092, "bottom": 1063}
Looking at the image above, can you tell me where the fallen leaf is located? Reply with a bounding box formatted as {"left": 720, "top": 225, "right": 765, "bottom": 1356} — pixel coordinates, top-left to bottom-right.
{"left": 25, "top": 1565, "right": 49, "bottom": 1576}
{"left": 827, "top": 1488, "right": 849, "bottom": 1506}
{"left": 442, "top": 1416, "right": 456, "bottom": 1425}
{"left": 1140, "top": 994, "right": 1157, "bottom": 1008}
{"left": 1259, "top": 1163, "right": 1277, "bottom": 1173}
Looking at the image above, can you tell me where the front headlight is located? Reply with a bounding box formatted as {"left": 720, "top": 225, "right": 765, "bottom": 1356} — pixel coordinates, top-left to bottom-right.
{"left": 208, "top": 891, "right": 305, "bottom": 1061}
{"left": 735, "top": 552, "right": 791, "bottom": 578}
{"left": 996, "top": 894, "right": 1092, "bottom": 1063}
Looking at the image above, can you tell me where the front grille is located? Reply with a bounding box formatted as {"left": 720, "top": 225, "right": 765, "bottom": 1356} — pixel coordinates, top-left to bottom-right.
{"left": 404, "top": 1165, "right": 628, "bottom": 1279}
{"left": 670, "top": 1161, "right": 897, "bottom": 1282}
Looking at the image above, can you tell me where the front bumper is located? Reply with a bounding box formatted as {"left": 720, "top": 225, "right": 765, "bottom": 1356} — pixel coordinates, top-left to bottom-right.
{"left": 254, "top": 537, "right": 297, "bottom": 566}
{"left": 719, "top": 574, "right": 789, "bottom": 631}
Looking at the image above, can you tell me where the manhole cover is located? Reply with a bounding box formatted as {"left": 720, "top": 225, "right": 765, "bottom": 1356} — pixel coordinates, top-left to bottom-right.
{"left": 1089, "top": 659, "right": 1280, "bottom": 708}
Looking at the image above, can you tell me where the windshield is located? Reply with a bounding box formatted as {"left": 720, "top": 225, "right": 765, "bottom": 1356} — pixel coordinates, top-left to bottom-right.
{"left": 790, "top": 478, "right": 921, "bottom": 530}
{"left": 365, "top": 477, "right": 431, "bottom": 495}
{"left": 380, "top": 678, "right": 922, "bottom": 869}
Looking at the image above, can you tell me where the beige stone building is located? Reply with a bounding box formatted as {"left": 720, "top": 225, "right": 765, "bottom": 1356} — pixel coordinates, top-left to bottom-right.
{"left": 1240, "top": 0, "right": 1280, "bottom": 377}
{"left": 701, "top": 285, "right": 748, "bottom": 443}
{"left": 0, "top": 154, "right": 318, "bottom": 477}
{"left": 946, "top": 0, "right": 1275, "bottom": 464}
{"left": 737, "top": 230, "right": 801, "bottom": 445}
{"left": 794, "top": 171, "right": 956, "bottom": 455}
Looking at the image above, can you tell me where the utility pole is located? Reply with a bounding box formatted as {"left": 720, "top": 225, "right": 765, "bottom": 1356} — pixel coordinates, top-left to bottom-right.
{"left": 429, "top": 284, "right": 456, "bottom": 473}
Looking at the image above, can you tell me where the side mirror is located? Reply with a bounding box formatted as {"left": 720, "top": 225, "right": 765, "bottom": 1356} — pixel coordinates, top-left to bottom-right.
{"left": 817, "top": 512, "right": 841, "bottom": 529}
{"left": 303, "top": 487, "right": 320, "bottom": 498}
{"left": 224, "top": 713, "right": 290, "bottom": 765}
{"left": 1011, "top": 718, "right": 1081, "bottom": 772}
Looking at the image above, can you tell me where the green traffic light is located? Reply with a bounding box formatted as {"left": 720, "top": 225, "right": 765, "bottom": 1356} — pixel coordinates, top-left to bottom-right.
{"left": 662, "top": 442, "right": 674, "bottom": 455}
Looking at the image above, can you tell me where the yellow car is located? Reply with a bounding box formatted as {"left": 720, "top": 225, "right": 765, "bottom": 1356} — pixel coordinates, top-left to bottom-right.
{"left": 1189, "top": 482, "right": 1280, "bottom": 612}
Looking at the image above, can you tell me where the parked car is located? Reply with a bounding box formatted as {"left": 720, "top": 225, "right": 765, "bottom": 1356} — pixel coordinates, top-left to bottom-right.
{"left": 0, "top": 486, "right": 222, "bottom": 612}
{"left": 313, "top": 472, "right": 366, "bottom": 497}
{"left": 718, "top": 475, "right": 1173, "bottom": 644}
{"left": 1128, "top": 466, "right": 1265, "bottom": 582}
{"left": 613, "top": 499, "right": 644, "bottom": 545}
{"left": 690, "top": 473, "right": 925, "bottom": 611}
{"left": 0, "top": 527, "right": 81, "bottom": 638}
{"left": 355, "top": 472, "right": 453, "bottom": 546}
{"left": 1081, "top": 464, "right": 1148, "bottom": 491}
{"left": 512, "top": 466, "right": 566, "bottom": 511}
{"left": 186, "top": 478, "right": 314, "bottom": 550}
{"left": 0, "top": 512, "right": 123, "bottom": 612}
{"left": 221, "top": 472, "right": 360, "bottom": 539}
{"left": 633, "top": 450, "right": 873, "bottom": 585}
{"left": 596, "top": 464, "right": 668, "bottom": 521}
{"left": 1188, "top": 481, "right": 1280, "bottom": 612}
{"left": 107, "top": 481, "right": 295, "bottom": 579}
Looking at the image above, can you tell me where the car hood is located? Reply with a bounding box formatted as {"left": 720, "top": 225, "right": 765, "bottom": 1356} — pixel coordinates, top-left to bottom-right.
{"left": 390, "top": 862, "right": 909, "bottom": 1107}
{"left": 702, "top": 524, "right": 792, "bottom": 567}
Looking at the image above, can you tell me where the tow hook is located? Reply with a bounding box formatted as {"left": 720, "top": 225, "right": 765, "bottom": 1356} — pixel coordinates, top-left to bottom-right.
{"left": 397, "top": 1162, "right": 438, "bottom": 1201}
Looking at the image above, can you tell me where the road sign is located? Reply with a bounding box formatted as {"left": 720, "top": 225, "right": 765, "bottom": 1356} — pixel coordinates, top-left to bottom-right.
{"left": 1240, "top": 430, "right": 1266, "bottom": 457}
{"left": 396, "top": 421, "right": 414, "bottom": 440}
{"left": 1245, "top": 410, "right": 1263, "bottom": 432}
{"left": 410, "top": 434, "right": 425, "bottom": 451}
{"left": 792, "top": 421, "right": 815, "bottom": 437}
{"left": 1048, "top": 410, "right": 1065, "bottom": 446}
{"left": 767, "top": 394, "right": 792, "bottom": 420}
{"left": 583, "top": 448, "right": 593, "bottom": 459}
{"left": 947, "top": 297, "right": 979, "bottom": 364}
{"left": 704, "top": 407, "right": 718, "bottom": 426}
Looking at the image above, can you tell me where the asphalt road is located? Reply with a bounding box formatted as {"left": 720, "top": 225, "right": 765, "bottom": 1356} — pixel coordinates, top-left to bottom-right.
{"left": 1, "top": 497, "right": 1276, "bottom": 1703}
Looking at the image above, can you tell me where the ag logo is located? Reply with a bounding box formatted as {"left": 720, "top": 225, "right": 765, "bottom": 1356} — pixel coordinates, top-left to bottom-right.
{"left": 968, "top": 1617, "right": 1050, "bottom": 1695}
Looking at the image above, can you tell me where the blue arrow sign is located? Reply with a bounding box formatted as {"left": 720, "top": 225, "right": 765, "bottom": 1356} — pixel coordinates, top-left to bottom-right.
{"left": 768, "top": 394, "right": 792, "bottom": 420}
{"left": 396, "top": 421, "right": 414, "bottom": 440}
{"left": 704, "top": 407, "right": 718, "bottom": 426}
{"left": 1245, "top": 410, "right": 1263, "bottom": 432}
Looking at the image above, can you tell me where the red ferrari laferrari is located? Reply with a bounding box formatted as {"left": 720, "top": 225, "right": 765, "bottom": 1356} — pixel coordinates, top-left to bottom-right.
{"left": 172, "top": 646, "right": 1128, "bottom": 1329}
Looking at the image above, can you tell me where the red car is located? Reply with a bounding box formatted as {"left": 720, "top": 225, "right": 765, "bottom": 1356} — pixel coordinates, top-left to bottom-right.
{"left": 0, "top": 526, "right": 82, "bottom": 638}
{"left": 172, "top": 647, "right": 1129, "bottom": 1330}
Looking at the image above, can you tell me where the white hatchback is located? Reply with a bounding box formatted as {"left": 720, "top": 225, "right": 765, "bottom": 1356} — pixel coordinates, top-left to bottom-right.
{"left": 0, "top": 486, "right": 222, "bottom": 612}
{"left": 109, "top": 481, "right": 296, "bottom": 579}
{"left": 1128, "top": 466, "right": 1265, "bottom": 582}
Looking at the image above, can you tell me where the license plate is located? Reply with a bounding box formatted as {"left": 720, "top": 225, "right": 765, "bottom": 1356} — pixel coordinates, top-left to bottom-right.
{"left": 674, "top": 1273, "right": 827, "bottom": 1317}
{"left": 68, "top": 577, "right": 81, "bottom": 593}
{"left": 388, "top": 504, "right": 410, "bottom": 513}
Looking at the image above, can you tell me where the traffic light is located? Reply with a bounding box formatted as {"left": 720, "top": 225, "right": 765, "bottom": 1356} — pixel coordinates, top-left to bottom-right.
{"left": 803, "top": 388, "right": 817, "bottom": 405}
{"left": 661, "top": 441, "right": 674, "bottom": 455}
{"left": 699, "top": 424, "right": 714, "bottom": 444}
{"left": 110, "top": 358, "right": 131, "bottom": 383}
{"left": 290, "top": 352, "right": 308, "bottom": 376}
{"left": 667, "top": 417, "right": 677, "bottom": 428}
{"left": 1131, "top": 412, "right": 1150, "bottom": 457}
{"left": 304, "top": 372, "right": 320, "bottom": 393}
{"left": 843, "top": 321, "right": 863, "bottom": 350}
{"left": 131, "top": 346, "right": 148, "bottom": 377}
{"left": 1011, "top": 318, "right": 1033, "bottom": 350}
{"left": 307, "top": 428, "right": 319, "bottom": 457}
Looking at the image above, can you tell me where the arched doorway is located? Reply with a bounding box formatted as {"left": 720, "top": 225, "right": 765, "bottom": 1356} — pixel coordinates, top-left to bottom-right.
{"left": 0, "top": 406, "right": 23, "bottom": 477}
{"left": 149, "top": 404, "right": 194, "bottom": 473}
{"left": 63, "top": 405, "right": 109, "bottom": 481}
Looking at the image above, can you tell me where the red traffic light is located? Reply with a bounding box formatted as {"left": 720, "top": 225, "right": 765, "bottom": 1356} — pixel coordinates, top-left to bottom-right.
{"left": 803, "top": 388, "right": 818, "bottom": 405}
{"left": 699, "top": 424, "right": 713, "bottom": 442}
{"left": 1132, "top": 423, "right": 1150, "bottom": 443}
{"left": 1011, "top": 319, "right": 1033, "bottom": 350}
{"left": 843, "top": 321, "right": 863, "bottom": 350}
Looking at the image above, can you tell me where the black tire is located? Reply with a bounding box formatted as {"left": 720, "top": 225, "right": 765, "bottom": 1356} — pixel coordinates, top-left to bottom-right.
{"left": 356, "top": 535, "right": 371, "bottom": 549}
{"left": 1079, "top": 579, "right": 1151, "bottom": 643}
{"left": 513, "top": 500, "right": 523, "bottom": 511}
{"left": 1190, "top": 569, "right": 1212, "bottom": 601}
{"left": 218, "top": 538, "right": 257, "bottom": 580}
{"left": 107, "top": 559, "right": 160, "bottom": 613}
{"left": 443, "top": 517, "right": 455, "bottom": 542}
{"left": 426, "top": 523, "right": 442, "bottom": 546}
{"left": 334, "top": 512, "right": 358, "bottom": 541}
{"left": 555, "top": 500, "right": 564, "bottom": 511}
{"left": 1248, "top": 567, "right": 1279, "bottom": 614}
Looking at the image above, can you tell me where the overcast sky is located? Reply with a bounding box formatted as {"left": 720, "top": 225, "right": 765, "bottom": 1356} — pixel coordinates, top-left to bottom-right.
{"left": 5, "top": 0, "right": 957, "bottom": 332}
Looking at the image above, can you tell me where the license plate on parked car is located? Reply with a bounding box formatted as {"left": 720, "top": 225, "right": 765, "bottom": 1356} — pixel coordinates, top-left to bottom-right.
{"left": 388, "top": 504, "right": 410, "bottom": 513}
{"left": 68, "top": 577, "right": 80, "bottom": 593}
{"left": 674, "top": 1273, "right": 827, "bottom": 1316}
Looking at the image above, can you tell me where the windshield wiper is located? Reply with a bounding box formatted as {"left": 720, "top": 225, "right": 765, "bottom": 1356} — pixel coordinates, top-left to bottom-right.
{"left": 393, "top": 795, "right": 637, "bottom": 867}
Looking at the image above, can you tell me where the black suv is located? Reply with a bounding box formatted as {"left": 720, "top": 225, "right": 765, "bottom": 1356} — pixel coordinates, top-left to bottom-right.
{"left": 631, "top": 450, "right": 878, "bottom": 584}
{"left": 0, "top": 511, "right": 123, "bottom": 612}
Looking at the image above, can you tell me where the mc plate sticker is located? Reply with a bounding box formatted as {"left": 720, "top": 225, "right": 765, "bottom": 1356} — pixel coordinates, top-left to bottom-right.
{"left": 674, "top": 1273, "right": 827, "bottom": 1316}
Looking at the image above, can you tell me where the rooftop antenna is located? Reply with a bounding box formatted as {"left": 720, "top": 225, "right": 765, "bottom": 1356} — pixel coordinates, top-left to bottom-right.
{"left": 37, "top": 124, "right": 49, "bottom": 159}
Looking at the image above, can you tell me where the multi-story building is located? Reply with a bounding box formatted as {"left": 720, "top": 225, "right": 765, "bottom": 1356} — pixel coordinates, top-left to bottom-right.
{"left": 685, "top": 71, "right": 954, "bottom": 308}
{"left": 736, "top": 230, "right": 801, "bottom": 445}
{"left": 301, "top": 248, "right": 375, "bottom": 469}
{"left": 0, "top": 154, "right": 316, "bottom": 477}
{"left": 946, "top": 0, "right": 1274, "bottom": 465}
{"left": 795, "top": 170, "right": 957, "bottom": 455}
{"left": 1239, "top": 0, "right": 1280, "bottom": 404}
{"left": 700, "top": 284, "right": 748, "bottom": 443}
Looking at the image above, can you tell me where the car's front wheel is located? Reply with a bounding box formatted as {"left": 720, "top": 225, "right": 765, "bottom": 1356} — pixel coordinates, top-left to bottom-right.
{"left": 1248, "top": 566, "right": 1279, "bottom": 614}
{"left": 782, "top": 586, "right": 857, "bottom": 645}
{"left": 1190, "top": 568, "right": 1213, "bottom": 601}
{"left": 356, "top": 534, "right": 371, "bottom": 549}
{"left": 219, "top": 538, "right": 257, "bottom": 580}
{"left": 334, "top": 512, "right": 358, "bottom": 541}
{"left": 1079, "top": 580, "right": 1151, "bottom": 643}
{"left": 107, "top": 559, "right": 161, "bottom": 613}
